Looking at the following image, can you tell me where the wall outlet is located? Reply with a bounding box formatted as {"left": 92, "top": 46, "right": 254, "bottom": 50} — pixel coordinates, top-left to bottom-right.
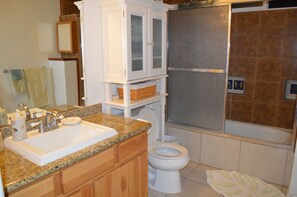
{"left": 227, "top": 76, "right": 245, "bottom": 94}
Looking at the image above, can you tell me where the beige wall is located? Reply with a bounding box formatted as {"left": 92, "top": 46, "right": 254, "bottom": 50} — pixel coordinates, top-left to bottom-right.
{"left": 0, "top": 0, "right": 60, "bottom": 112}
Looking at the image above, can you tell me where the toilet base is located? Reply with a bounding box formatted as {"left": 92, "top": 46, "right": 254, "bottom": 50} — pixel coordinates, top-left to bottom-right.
{"left": 149, "top": 168, "right": 182, "bottom": 193}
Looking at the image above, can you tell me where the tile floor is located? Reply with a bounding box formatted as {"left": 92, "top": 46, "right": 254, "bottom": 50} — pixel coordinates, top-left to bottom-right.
{"left": 148, "top": 161, "right": 288, "bottom": 197}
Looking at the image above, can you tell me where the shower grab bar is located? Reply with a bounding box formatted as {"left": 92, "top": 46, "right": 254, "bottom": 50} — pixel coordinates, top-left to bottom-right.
{"left": 168, "top": 67, "right": 226, "bottom": 74}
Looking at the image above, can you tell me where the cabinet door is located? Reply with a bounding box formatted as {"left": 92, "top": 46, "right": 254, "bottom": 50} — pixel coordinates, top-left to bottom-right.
{"left": 126, "top": 5, "right": 149, "bottom": 81}
{"left": 93, "top": 152, "right": 148, "bottom": 197}
{"left": 149, "top": 11, "right": 167, "bottom": 77}
{"left": 67, "top": 184, "right": 93, "bottom": 197}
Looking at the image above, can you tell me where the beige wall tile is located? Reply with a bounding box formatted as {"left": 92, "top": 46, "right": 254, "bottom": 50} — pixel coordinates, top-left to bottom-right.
{"left": 239, "top": 142, "right": 287, "bottom": 185}
{"left": 284, "top": 150, "right": 294, "bottom": 186}
{"left": 201, "top": 134, "right": 240, "bottom": 171}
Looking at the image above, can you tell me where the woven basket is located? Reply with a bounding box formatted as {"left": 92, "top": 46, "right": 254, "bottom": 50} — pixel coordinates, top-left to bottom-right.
{"left": 117, "top": 84, "right": 156, "bottom": 100}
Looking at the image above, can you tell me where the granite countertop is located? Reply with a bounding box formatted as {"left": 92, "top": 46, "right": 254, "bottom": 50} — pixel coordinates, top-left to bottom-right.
{"left": 0, "top": 113, "right": 150, "bottom": 194}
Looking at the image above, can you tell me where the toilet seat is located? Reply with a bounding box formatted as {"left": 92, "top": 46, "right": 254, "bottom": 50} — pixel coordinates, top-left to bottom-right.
{"left": 149, "top": 142, "right": 188, "bottom": 160}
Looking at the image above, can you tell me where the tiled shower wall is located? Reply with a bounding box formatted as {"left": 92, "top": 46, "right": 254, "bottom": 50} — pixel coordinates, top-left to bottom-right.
{"left": 226, "top": 9, "right": 297, "bottom": 129}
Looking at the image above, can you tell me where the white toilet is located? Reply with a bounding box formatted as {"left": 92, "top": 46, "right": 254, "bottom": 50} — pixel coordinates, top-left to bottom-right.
{"left": 138, "top": 107, "right": 189, "bottom": 194}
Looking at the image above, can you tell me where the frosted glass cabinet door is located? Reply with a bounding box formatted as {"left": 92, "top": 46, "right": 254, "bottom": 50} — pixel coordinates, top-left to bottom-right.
{"left": 150, "top": 12, "right": 167, "bottom": 76}
{"left": 131, "top": 15, "right": 143, "bottom": 71}
{"left": 153, "top": 19, "right": 162, "bottom": 69}
{"left": 127, "top": 5, "right": 149, "bottom": 81}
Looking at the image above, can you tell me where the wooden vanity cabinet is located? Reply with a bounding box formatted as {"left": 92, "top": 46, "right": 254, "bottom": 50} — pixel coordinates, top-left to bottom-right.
{"left": 8, "top": 172, "right": 62, "bottom": 197}
{"left": 8, "top": 132, "right": 148, "bottom": 197}
{"left": 66, "top": 184, "right": 93, "bottom": 197}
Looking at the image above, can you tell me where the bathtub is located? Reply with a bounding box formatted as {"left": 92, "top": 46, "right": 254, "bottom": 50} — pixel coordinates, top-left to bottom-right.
{"left": 225, "top": 120, "right": 292, "bottom": 145}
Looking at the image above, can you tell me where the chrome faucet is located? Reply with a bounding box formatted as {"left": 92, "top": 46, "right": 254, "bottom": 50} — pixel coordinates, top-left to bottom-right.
{"left": 18, "top": 103, "right": 31, "bottom": 120}
{"left": 29, "top": 111, "right": 60, "bottom": 133}
{"left": 38, "top": 112, "right": 59, "bottom": 133}
{"left": 44, "top": 112, "right": 59, "bottom": 132}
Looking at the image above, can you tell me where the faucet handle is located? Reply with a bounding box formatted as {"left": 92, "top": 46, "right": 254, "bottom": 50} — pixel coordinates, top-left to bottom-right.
{"left": 32, "top": 112, "right": 37, "bottom": 119}
{"left": 30, "top": 122, "right": 40, "bottom": 128}
{"left": 30, "top": 120, "right": 45, "bottom": 133}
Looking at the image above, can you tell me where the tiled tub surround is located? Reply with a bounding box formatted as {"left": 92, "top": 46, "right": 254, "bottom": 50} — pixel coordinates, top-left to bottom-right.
{"left": 167, "top": 123, "right": 294, "bottom": 186}
{"left": 0, "top": 105, "right": 151, "bottom": 193}
{"left": 227, "top": 9, "right": 297, "bottom": 129}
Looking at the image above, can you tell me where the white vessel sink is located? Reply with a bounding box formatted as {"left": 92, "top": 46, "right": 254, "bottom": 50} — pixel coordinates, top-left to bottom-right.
{"left": 4, "top": 121, "right": 118, "bottom": 166}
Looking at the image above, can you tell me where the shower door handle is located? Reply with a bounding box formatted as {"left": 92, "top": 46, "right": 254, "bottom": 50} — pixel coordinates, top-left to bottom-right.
{"left": 168, "top": 67, "right": 226, "bottom": 74}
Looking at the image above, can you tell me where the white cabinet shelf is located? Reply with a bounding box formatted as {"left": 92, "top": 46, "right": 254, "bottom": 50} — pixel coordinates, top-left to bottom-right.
{"left": 104, "top": 75, "right": 167, "bottom": 117}
{"left": 105, "top": 93, "right": 167, "bottom": 110}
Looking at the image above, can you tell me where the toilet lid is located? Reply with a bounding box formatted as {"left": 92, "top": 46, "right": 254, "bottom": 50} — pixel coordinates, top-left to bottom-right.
{"left": 137, "top": 107, "right": 159, "bottom": 145}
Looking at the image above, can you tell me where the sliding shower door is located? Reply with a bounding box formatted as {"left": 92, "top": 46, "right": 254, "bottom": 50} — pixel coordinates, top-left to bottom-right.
{"left": 168, "top": 5, "right": 230, "bottom": 131}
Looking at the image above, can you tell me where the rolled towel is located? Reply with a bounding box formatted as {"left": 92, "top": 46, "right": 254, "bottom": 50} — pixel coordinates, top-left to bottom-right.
{"left": 9, "top": 69, "right": 26, "bottom": 95}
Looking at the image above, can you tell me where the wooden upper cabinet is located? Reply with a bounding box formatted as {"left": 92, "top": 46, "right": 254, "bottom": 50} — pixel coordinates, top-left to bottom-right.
{"left": 56, "top": 21, "right": 78, "bottom": 53}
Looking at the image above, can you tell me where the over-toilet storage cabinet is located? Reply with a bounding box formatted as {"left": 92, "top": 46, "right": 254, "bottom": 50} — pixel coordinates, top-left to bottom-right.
{"left": 100, "top": 0, "right": 169, "bottom": 82}
{"left": 101, "top": 0, "right": 169, "bottom": 129}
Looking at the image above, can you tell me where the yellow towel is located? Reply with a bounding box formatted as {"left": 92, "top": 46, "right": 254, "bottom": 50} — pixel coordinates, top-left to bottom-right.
{"left": 24, "top": 67, "right": 49, "bottom": 108}
{"left": 9, "top": 69, "right": 26, "bottom": 95}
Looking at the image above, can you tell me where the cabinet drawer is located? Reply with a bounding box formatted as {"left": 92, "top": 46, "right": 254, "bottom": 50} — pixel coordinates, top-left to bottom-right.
{"left": 9, "top": 172, "right": 61, "bottom": 197}
{"left": 118, "top": 132, "right": 147, "bottom": 163}
{"left": 61, "top": 147, "right": 115, "bottom": 194}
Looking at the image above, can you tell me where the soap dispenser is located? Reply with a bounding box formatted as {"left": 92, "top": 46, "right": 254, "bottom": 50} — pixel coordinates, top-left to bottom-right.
{"left": 11, "top": 110, "right": 27, "bottom": 141}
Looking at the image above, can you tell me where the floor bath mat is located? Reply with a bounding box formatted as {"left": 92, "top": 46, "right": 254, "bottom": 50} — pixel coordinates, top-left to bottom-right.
{"left": 206, "top": 170, "right": 285, "bottom": 197}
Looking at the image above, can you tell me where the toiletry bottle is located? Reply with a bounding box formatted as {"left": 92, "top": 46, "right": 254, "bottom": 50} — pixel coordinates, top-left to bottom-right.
{"left": 11, "top": 110, "right": 27, "bottom": 141}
